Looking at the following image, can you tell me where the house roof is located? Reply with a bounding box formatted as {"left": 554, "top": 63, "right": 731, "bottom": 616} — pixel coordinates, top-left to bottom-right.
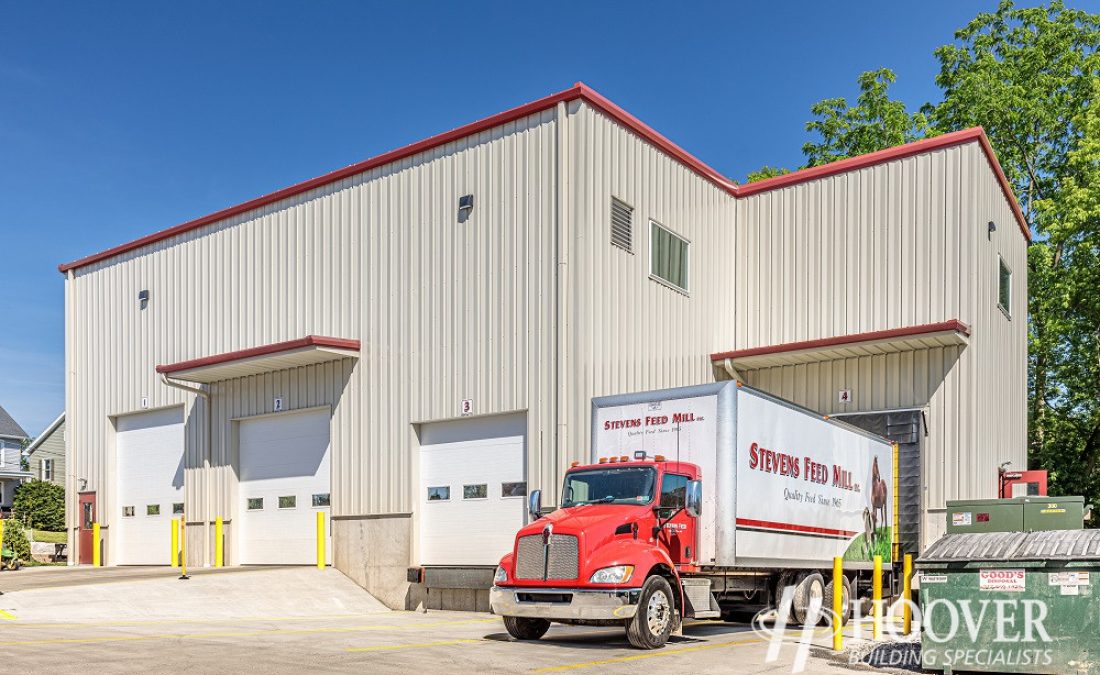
{"left": 25, "top": 412, "right": 64, "bottom": 456}
{"left": 57, "top": 83, "right": 1031, "bottom": 275}
{"left": 0, "top": 404, "right": 29, "bottom": 440}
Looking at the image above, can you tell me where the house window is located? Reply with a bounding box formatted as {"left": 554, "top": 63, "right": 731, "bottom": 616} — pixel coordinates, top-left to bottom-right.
{"left": 146, "top": 504, "right": 161, "bottom": 516}
{"left": 312, "top": 493, "right": 331, "bottom": 507}
{"left": 501, "top": 482, "right": 527, "bottom": 498}
{"left": 42, "top": 458, "right": 53, "bottom": 481}
{"left": 122, "top": 506, "right": 135, "bottom": 517}
{"left": 650, "top": 221, "right": 689, "bottom": 291}
{"left": 247, "top": 497, "right": 264, "bottom": 511}
{"left": 278, "top": 495, "right": 296, "bottom": 509}
{"left": 998, "top": 256, "right": 1012, "bottom": 317}
{"left": 427, "top": 486, "right": 450, "bottom": 502}
{"left": 463, "top": 484, "right": 488, "bottom": 500}
{"left": 173, "top": 503, "right": 185, "bottom": 515}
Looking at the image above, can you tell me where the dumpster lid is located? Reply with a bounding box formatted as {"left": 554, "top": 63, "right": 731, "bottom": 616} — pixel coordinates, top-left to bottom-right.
{"left": 919, "top": 529, "right": 1100, "bottom": 563}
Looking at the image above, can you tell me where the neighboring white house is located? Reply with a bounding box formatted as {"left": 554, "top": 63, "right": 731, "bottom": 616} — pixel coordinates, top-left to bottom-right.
{"left": 0, "top": 404, "right": 32, "bottom": 514}
{"left": 25, "top": 412, "right": 65, "bottom": 487}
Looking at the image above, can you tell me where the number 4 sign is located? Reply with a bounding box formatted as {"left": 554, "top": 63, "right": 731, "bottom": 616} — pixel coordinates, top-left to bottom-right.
{"left": 838, "top": 389, "right": 852, "bottom": 404}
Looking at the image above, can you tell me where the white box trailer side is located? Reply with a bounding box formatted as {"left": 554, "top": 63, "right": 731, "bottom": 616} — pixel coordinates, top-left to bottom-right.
{"left": 592, "top": 381, "right": 896, "bottom": 572}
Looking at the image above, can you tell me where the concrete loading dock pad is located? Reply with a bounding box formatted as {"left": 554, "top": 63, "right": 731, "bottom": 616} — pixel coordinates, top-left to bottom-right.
{"left": 0, "top": 567, "right": 888, "bottom": 674}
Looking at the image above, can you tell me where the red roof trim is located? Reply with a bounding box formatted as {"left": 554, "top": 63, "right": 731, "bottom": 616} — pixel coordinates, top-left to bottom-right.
{"left": 736, "top": 128, "right": 1031, "bottom": 242}
{"left": 710, "top": 320, "right": 970, "bottom": 362}
{"left": 59, "top": 86, "right": 1030, "bottom": 273}
{"left": 156, "top": 335, "right": 360, "bottom": 374}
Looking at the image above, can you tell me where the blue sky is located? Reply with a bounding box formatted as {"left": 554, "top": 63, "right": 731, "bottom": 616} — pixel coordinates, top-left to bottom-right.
{"left": 1, "top": 1, "right": 1092, "bottom": 437}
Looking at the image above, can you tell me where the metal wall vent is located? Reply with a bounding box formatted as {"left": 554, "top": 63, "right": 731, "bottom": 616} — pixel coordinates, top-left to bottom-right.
{"left": 610, "top": 197, "right": 633, "bottom": 253}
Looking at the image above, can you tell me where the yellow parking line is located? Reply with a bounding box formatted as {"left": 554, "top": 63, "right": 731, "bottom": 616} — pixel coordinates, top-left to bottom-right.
{"left": 533, "top": 636, "right": 762, "bottom": 672}
{"left": 534, "top": 626, "right": 833, "bottom": 672}
{"left": 0, "top": 617, "right": 497, "bottom": 648}
{"left": 0, "top": 610, "right": 17, "bottom": 621}
{"left": 346, "top": 639, "right": 481, "bottom": 652}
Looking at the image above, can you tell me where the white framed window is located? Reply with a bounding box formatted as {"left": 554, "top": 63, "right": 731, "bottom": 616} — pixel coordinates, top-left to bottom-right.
{"left": 501, "top": 481, "right": 527, "bottom": 498}
{"left": 173, "top": 503, "right": 185, "bottom": 515}
{"left": 650, "top": 221, "right": 690, "bottom": 292}
{"left": 122, "top": 506, "right": 135, "bottom": 518}
{"left": 146, "top": 504, "right": 161, "bottom": 516}
{"left": 463, "top": 484, "right": 488, "bottom": 500}
{"left": 312, "top": 493, "right": 331, "bottom": 507}
{"left": 998, "top": 255, "right": 1012, "bottom": 317}
{"left": 42, "top": 458, "right": 53, "bottom": 481}
{"left": 247, "top": 497, "right": 264, "bottom": 511}
{"left": 278, "top": 495, "right": 297, "bottom": 509}
{"left": 427, "top": 486, "right": 450, "bottom": 502}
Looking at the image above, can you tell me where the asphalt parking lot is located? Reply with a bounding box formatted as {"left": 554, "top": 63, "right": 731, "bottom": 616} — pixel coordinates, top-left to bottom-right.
{"left": 0, "top": 567, "right": 888, "bottom": 674}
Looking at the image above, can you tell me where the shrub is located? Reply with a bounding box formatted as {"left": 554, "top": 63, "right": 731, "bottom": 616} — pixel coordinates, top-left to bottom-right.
{"left": 1, "top": 518, "right": 31, "bottom": 564}
{"left": 13, "top": 480, "right": 65, "bottom": 532}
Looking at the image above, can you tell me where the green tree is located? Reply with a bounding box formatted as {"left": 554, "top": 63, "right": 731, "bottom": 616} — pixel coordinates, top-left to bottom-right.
{"left": 13, "top": 480, "right": 65, "bottom": 532}
{"left": 924, "top": 0, "right": 1100, "bottom": 514}
{"left": 744, "top": 165, "right": 791, "bottom": 183}
{"left": 801, "top": 68, "right": 930, "bottom": 167}
{"left": 1, "top": 518, "right": 31, "bottom": 565}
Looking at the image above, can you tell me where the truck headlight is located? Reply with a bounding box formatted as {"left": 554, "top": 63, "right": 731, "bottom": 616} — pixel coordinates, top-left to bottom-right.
{"left": 589, "top": 565, "right": 635, "bottom": 584}
{"left": 494, "top": 565, "right": 508, "bottom": 584}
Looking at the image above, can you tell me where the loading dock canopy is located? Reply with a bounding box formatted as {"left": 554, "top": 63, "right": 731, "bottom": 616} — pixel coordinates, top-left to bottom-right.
{"left": 155, "top": 335, "right": 360, "bottom": 383}
{"left": 711, "top": 320, "right": 969, "bottom": 372}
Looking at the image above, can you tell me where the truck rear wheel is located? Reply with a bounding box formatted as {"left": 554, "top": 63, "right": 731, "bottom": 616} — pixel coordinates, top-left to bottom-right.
{"left": 503, "top": 616, "right": 551, "bottom": 641}
{"left": 822, "top": 575, "right": 852, "bottom": 626}
{"left": 791, "top": 572, "right": 825, "bottom": 625}
{"left": 626, "top": 575, "right": 675, "bottom": 649}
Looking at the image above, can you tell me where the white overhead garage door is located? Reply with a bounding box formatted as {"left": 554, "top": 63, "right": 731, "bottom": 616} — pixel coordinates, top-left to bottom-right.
{"left": 115, "top": 407, "right": 185, "bottom": 565}
{"left": 418, "top": 413, "right": 526, "bottom": 566}
{"left": 238, "top": 409, "right": 331, "bottom": 565}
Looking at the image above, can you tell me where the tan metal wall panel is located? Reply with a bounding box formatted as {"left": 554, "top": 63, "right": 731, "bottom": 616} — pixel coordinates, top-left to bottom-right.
{"left": 560, "top": 101, "right": 737, "bottom": 499}
{"left": 735, "top": 143, "right": 1027, "bottom": 546}
{"left": 66, "top": 109, "right": 560, "bottom": 536}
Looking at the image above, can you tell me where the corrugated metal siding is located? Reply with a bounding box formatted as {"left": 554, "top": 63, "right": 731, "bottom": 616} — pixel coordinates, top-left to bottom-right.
{"left": 65, "top": 108, "right": 560, "bottom": 537}
{"left": 561, "top": 100, "right": 737, "bottom": 499}
{"left": 735, "top": 143, "right": 1027, "bottom": 548}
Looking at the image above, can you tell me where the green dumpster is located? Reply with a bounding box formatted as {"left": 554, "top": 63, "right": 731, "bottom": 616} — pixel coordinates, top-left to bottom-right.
{"left": 918, "top": 529, "right": 1100, "bottom": 675}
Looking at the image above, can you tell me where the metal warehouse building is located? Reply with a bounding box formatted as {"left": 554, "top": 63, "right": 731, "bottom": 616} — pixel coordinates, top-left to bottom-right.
{"left": 60, "top": 83, "right": 1028, "bottom": 610}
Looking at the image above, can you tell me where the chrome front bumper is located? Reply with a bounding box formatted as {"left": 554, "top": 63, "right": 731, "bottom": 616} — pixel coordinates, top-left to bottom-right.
{"left": 490, "top": 585, "right": 641, "bottom": 620}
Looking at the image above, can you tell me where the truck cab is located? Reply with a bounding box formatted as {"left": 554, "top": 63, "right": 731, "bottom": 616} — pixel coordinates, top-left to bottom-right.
{"left": 490, "top": 454, "right": 706, "bottom": 649}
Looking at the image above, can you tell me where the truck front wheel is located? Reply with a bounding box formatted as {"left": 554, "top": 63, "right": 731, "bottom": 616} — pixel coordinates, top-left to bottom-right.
{"left": 503, "top": 616, "right": 551, "bottom": 641}
{"left": 626, "top": 575, "right": 676, "bottom": 649}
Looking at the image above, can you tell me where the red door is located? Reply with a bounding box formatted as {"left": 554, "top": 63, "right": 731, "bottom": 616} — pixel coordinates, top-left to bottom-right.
{"left": 656, "top": 473, "right": 697, "bottom": 567}
{"left": 78, "top": 492, "right": 96, "bottom": 565}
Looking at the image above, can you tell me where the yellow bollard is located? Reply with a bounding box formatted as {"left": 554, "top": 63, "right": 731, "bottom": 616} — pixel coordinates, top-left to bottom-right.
{"left": 92, "top": 522, "right": 101, "bottom": 567}
{"left": 171, "top": 517, "right": 179, "bottom": 568}
{"left": 872, "top": 555, "right": 883, "bottom": 640}
{"left": 0, "top": 520, "right": 5, "bottom": 565}
{"left": 178, "top": 517, "right": 188, "bottom": 579}
{"left": 316, "top": 511, "right": 325, "bottom": 569}
{"left": 902, "top": 553, "right": 913, "bottom": 635}
{"left": 832, "top": 556, "right": 844, "bottom": 651}
{"left": 215, "top": 517, "right": 224, "bottom": 568}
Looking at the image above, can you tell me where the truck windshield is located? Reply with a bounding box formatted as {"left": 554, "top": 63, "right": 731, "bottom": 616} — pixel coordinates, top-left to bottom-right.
{"left": 561, "top": 467, "right": 657, "bottom": 507}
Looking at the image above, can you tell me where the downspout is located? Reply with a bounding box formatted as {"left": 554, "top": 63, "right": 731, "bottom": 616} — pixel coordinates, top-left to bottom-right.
{"left": 721, "top": 358, "right": 742, "bottom": 383}
{"left": 160, "top": 374, "right": 212, "bottom": 567}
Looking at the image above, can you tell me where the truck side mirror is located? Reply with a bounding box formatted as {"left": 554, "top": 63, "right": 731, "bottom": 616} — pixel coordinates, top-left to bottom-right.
{"left": 685, "top": 480, "right": 702, "bottom": 518}
{"left": 528, "top": 489, "right": 542, "bottom": 522}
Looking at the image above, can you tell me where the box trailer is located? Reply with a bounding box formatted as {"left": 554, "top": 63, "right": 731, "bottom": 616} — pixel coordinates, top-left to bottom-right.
{"left": 490, "top": 381, "right": 899, "bottom": 649}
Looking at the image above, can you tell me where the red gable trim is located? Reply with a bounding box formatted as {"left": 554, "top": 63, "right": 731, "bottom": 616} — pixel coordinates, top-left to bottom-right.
{"left": 59, "top": 86, "right": 1030, "bottom": 273}
{"left": 156, "top": 335, "right": 360, "bottom": 374}
{"left": 709, "top": 320, "right": 970, "bottom": 362}
{"left": 736, "top": 128, "right": 1031, "bottom": 242}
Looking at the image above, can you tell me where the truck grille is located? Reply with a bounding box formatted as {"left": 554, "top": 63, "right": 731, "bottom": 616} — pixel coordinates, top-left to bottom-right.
{"left": 515, "top": 533, "right": 579, "bottom": 580}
